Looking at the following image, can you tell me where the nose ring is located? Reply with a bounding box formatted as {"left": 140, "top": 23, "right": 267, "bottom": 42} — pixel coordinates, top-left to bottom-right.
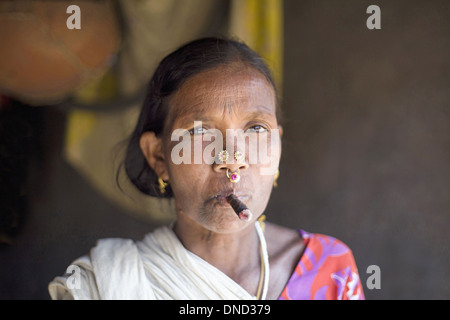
{"left": 226, "top": 168, "right": 240, "bottom": 183}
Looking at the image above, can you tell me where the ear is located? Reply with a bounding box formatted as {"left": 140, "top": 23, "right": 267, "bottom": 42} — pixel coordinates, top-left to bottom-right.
{"left": 277, "top": 125, "right": 283, "bottom": 138}
{"left": 277, "top": 125, "right": 283, "bottom": 154}
{"left": 139, "top": 132, "right": 169, "bottom": 181}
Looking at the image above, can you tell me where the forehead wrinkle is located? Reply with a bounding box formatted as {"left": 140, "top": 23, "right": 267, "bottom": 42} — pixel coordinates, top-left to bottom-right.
{"left": 168, "top": 66, "right": 275, "bottom": 127}
{"left": 171, "top": 80, "right": 239, "bottom": 124}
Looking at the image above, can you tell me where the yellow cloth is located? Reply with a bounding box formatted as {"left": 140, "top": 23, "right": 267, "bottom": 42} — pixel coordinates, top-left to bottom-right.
{"left": 229, "top": 0, "right": 284, "bottom": 91}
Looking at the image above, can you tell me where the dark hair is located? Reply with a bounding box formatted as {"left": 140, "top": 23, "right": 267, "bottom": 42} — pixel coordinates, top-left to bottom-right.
{"left": 123, "top": 37, "right": 280, "bottom": 198}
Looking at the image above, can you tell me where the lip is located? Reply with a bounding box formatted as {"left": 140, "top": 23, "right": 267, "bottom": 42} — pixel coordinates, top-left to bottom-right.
{"left": 207, "top": 191, "right": 250, "bottom": 206}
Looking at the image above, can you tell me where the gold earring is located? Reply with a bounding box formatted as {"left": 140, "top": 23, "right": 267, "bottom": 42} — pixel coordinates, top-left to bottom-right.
{"left": 273, "top": 169, "right": 280, "bottom": 188}
{"left": 158, "top": 177, "right": 169, "bottom": 195}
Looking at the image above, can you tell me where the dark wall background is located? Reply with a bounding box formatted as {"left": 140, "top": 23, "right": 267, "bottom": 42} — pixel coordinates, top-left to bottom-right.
{"left": 267, "top": 0, "right": 449, "bottom": 299}
{"left": 1, "top": 0, "right": 449, "bottom": 299}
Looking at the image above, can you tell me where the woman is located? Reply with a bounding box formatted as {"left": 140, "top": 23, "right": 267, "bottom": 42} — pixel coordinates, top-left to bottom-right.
{"left": 48, "top": 37, "right": 364, "bottom": 300}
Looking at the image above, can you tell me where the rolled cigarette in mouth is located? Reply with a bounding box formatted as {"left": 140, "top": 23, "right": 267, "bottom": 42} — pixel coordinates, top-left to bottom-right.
{"left": 226, "top": 194, "right": 253, "bottom": 221}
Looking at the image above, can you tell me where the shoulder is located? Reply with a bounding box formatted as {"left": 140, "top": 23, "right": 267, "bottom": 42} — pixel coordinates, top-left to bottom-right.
{"left": 264, "top": 222, "right": 304, "bottom": 258}
{"left": 48, "top": 237, "right": 139, "bottom": 300}
{"left": 296, "top": 229, "right": 361, "bottom": 278}
{"left": 264, "top": 223, "right": 356, "bottom": 268}
{"left": 300, "top": 230, "right": 354, "bottom": 257}
{"left": 280, "top": 228, "right": 365, "bottom": 300}
{"left": 48, "top": 254, "right": 98, "bottom": 300}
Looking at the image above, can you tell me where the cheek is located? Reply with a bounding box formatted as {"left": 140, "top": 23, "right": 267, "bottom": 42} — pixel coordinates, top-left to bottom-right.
{"left": 166, "top": 163, "right": 206, "bottom": 216}
{"left": 251, "top": 131, "right": 281, "bottom": 176}
{"left": 167, "top": 163, "right": 205, "bottom": 194}
{"left": 165, "top": 140, "right": 213, "bottom": 209}
{"left": 243, "top": 171, "right": 273, "bottom": 216}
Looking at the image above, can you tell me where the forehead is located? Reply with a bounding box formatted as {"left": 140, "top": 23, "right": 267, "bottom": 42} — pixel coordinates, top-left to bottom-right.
{"left": 168, "top": 64, "right": 276, "bottom": 122}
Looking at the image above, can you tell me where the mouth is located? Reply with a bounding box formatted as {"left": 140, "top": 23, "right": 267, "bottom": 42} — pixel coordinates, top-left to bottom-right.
{"left": 207, "top": 190, "right": 250, "bottom": 206}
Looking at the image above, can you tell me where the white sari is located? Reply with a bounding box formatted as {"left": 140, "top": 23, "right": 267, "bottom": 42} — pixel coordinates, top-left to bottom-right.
{"left": 48, "top": 223, "right": 267, "bottom": 300}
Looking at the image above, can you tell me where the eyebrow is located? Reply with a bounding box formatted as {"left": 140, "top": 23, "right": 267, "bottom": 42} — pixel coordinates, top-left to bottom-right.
{"left": 244, "top": 105, "right": 276, "bottom": 117}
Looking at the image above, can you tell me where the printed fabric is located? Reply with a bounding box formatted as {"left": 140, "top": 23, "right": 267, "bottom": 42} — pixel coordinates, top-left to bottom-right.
{"left": 279, "top": 230, "right": 365, "bottom": 300}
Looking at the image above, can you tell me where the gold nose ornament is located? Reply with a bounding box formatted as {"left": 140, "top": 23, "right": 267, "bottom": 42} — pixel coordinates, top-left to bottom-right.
{"left": 217, "top": 150, "right": 243, "bottom": 183}
{"left": 226, "top": 168, "right": 240, "bottom": 183}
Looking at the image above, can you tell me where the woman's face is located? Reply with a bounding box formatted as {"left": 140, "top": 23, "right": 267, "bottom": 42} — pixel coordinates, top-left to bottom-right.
{"left": 161, "top": 63, "right": 281, "bottom": 233}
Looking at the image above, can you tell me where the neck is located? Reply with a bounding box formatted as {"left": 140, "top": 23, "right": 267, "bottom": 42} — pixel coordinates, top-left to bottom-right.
{"left": 172, "top": 212, "right": 261, "bottom": 285}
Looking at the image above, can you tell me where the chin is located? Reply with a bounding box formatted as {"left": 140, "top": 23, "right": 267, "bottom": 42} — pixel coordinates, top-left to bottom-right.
{"left": 200, "top": 209, "right": 253, "bottom": 234}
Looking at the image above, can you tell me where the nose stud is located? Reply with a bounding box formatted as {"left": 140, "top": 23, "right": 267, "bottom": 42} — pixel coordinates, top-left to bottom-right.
{"left": 217, "top": 150, "right": 245, "bottom": 163}
{"left": 217, "top": 150, "right": 229, "bottom": 163}
{"left": 234, "top": 151, "right": 244, "bottom": 162}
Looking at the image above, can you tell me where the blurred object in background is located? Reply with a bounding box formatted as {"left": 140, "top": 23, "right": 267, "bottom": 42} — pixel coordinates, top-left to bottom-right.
{"left": 0, "top": 96, "right": 45, "bottom": 244}
{"left": 0, "top": 0, "right": 121, "bottom": 105}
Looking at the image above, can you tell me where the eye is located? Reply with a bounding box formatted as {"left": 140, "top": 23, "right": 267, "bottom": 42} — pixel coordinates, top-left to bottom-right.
{"left": 245, "top": 124, "right": 268, "bottom": 133}
{"left": 189, "top": 126, "right": 208, "bottom": 135}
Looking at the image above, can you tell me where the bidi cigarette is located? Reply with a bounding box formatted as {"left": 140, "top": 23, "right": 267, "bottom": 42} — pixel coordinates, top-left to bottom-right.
{"left": 226, "top": 194, "right": 253, "bottom": 221}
